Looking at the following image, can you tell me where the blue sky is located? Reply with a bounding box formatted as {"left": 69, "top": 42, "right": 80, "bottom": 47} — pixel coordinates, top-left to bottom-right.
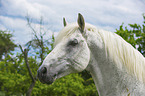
{"left": 0, "top": 0, "right": 145, "bottom": 45}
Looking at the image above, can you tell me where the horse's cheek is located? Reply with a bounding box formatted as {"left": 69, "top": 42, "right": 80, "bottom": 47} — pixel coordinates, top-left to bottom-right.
{"left": 75, "top": 45, "right": 90, "bottom": 70}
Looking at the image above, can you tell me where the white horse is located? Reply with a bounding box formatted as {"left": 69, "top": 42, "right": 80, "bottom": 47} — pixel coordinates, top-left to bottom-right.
{"left": 37, "top": 13, "right": 145, "bottom": 96}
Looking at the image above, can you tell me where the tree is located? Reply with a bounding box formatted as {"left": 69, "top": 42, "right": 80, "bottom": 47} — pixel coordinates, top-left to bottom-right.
{"left": 18, "top": 16, "right": 55, "bottom": 96}
{"left": 0, "top": 54, "right": 40, "bottom": 96}
{"left": 115, "top": 14, "right": 145, "bottom": 56}
{"left": 0, "top": 16, "right": 54, "bottom": 95}
{"left": 19, "top": 44, "right": 37, "bottom": 96}
{"left": 3, "top": 14, "right": 145, "bottom": 95}
{"left": 33, "top": 73, "right": 98, "bottom": 96}
{"left": 25, "top": 16, "right": 54, "bottom": 64}
{"left": 22, "top": 16, "right": 98, "bottom": 96}
{"left": 0, "top": 30, "right": 16, "bottom": 60}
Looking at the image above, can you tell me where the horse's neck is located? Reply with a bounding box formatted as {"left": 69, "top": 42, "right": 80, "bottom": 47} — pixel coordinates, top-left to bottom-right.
{"left": 85, "top": 31, "right": 145, "bottom": 96}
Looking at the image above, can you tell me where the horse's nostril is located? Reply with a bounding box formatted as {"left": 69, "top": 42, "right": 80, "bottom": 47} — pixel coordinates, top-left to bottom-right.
{"left": 41, "top": 67, "right": 47, "bottom": 74}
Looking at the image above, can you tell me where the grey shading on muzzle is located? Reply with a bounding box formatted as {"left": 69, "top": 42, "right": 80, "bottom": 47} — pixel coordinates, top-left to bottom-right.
{"left": 37, "top": 67, "right": 54, "bottom": 84}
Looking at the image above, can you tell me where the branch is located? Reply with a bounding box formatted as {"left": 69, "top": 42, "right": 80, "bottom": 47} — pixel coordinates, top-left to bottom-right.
{"left": 26, "top": 16, "right": 41, "bottom": 45}
{"left": 19, "top": 45, "right": 35, "bottom": 82}
{"left": 19, "top": 45, "right": 24, "bottom": 53}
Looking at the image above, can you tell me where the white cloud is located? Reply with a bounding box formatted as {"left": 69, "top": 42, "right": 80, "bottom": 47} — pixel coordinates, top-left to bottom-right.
{"left": 0, "top": 16, "right": 26, "bottom": 30}
{"left": 0, "top": 15, "right": 58, "bottom": 45}
{"left": 0, "top": 16, "right": 31, "bottom": 44}
{"left": 0, "top": 0, "right": 144, "bottom": 45}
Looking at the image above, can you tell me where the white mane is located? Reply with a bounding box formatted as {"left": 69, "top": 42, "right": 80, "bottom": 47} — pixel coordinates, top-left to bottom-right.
{"left": 99, "top": 29, "right": 145, "bottom": 82}
{"left": 54, "top": 23, "right": 145, "bottom": 82}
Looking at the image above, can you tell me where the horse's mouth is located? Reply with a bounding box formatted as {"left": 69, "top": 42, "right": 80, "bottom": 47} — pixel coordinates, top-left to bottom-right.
{"left": 37, "top": 73, "right": 58, "bottom": 85}
{"left": 39, "top": 77, "right": 53, "bottom": 85}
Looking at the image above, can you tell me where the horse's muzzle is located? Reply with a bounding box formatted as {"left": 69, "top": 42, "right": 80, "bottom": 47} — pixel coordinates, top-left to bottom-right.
{"left": 37, "top": 67, "right": 54, "bottom": 85}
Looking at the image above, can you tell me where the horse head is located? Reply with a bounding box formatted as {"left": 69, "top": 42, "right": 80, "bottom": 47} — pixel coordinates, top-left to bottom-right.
{"left": 37, "top": 13, "right": 90, "bottom": 84}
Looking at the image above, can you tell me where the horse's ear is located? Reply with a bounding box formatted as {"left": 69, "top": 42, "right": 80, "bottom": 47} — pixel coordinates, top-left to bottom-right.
{"left": 77, "top": 13, "right": 85, "bottom": 32}
{"left": 63, "top": 17, "right": 67, "bottom": 27}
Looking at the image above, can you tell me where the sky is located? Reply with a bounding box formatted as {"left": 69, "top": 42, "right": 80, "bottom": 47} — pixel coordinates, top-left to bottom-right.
{"left": 0, "top": 0, "right": 145, "bottom": 45}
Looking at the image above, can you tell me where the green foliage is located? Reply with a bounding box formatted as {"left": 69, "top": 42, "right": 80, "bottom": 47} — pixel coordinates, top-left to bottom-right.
{"left": 2, "top": 14, "right": 145, "bottom": 96}
{"left": 0, "top": 55, "right": 26, "bottom": 95}
{"left": 33, "top": 74, "right": 97, "bottom": 96}
{"left": 115, "top": 14, "right": 145, "bottom": 56}
{"left": 0, "top": 30, "right": 97, "bottom": 95}
{"left": 0, "top": 53, "right": 40, "bottom": 95}
{"left": 0, "top": 30, "right": 16, "bottom": 59}
{"left": 0, "top": 54, "right": 97, "bottom": 96}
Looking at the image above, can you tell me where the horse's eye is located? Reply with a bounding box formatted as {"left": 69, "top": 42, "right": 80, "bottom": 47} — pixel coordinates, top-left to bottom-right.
{"left": 69, "top": 39, "right": 78, "bottom": 46}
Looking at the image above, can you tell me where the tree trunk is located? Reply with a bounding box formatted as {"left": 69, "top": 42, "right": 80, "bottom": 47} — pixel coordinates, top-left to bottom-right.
{"left": 19, "top": 45, "right": 36, "bottom": 96}
{"left": 26, "top": 81, "right": 36, "bottom": 96}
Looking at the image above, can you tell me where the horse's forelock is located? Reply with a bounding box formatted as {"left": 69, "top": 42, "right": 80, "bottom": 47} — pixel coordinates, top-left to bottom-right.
{"left": 54, "top": 23, "right": 96, "bottom": 46}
